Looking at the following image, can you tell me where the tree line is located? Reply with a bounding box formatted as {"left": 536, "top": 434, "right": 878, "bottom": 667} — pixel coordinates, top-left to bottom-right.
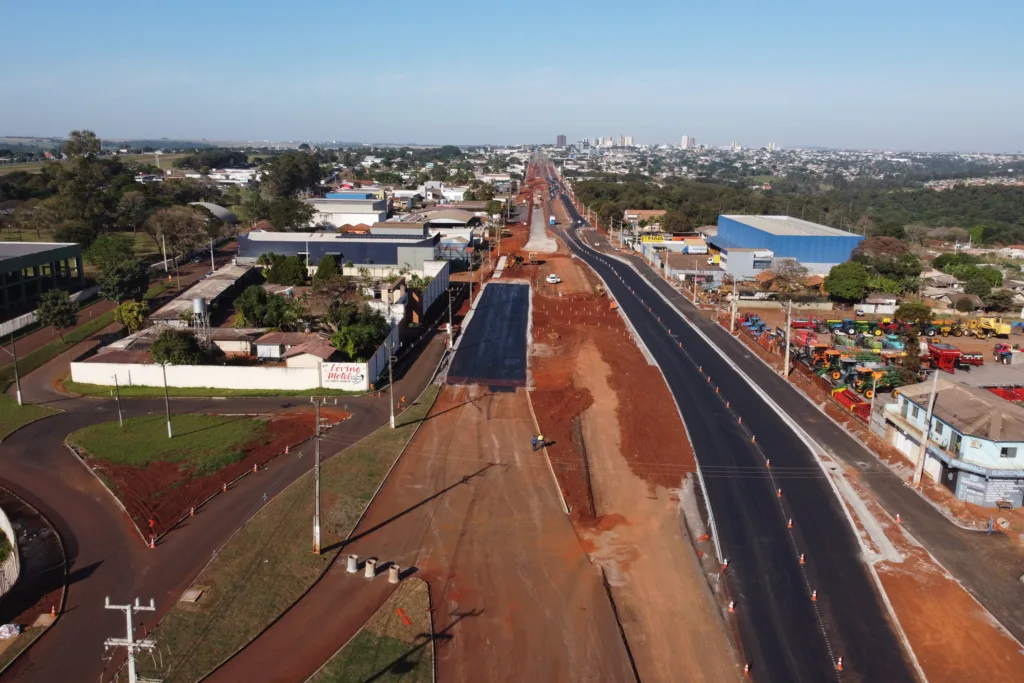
{"left": 574, "top": 177, "right": 1024, "bottom": 245}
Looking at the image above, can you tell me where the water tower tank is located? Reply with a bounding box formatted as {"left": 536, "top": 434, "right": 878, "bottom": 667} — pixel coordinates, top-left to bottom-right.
{"left": 192, "top": 298, "right": 207, "bottom": 317}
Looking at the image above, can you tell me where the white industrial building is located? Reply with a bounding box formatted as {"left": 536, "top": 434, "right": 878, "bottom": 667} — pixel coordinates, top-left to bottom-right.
{"left": 304, "top": 198, "right": 388, "bottom": 228}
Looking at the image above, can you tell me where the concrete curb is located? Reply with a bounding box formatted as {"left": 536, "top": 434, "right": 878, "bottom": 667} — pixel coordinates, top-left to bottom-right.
{"left": 62, "top": 440, "right": 150, "bottom": 547}
{"left": 562, "top": 226, "right": 725, "bottom": 563}
{"left": 524, "top": 388, "right": 570, "bottom": 516}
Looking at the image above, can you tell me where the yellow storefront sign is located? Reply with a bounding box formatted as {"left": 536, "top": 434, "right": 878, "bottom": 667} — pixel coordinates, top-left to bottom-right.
{"left": 641, "top": 235, "right": 664, "bottom": 243}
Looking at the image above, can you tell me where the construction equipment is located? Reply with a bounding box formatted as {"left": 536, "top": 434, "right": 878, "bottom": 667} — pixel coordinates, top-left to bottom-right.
{"left": 980, "top": 317, "right": 1012, "bottom": 338}
{"left": 959, "top": 320, "right": 988, "bottom": 339}
{"left": 852, "top": 368, "right": 901, "bottom": 399}
{"left": 831, "top": 387, "right": 871, "bottom": 420}
{"left": 791, "top": 329, "right": 819, "bottom": 347}
{"left": 881, "top": 334, "right": 905, "bottom": 351}
{"left": 958, "top": 351, "right": 984, "bottom": 368}
{"left": 925, "top": 342, "right": 962, "bottom": 373}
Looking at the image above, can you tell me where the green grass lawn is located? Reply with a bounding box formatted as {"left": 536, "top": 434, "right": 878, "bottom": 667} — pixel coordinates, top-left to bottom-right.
{"left": 137, "top": 384, "right": 440, "bottom": 683}
{"left": 0, "top": 309, "right": 117, "bottom": 394}
{"left": 62, "top": 378, "right": 363, "bottom": 399}
{"left": 0, "top": 154, "right": 186, "bottom": 176}
{"left": 0, "top": 395, "right": 58, "bottom": 442}
{"left": 68, "top": 414, "right": 265, "bottom": 475}
{"left": 309, "top": 579, "right": 432, "bottom": 683}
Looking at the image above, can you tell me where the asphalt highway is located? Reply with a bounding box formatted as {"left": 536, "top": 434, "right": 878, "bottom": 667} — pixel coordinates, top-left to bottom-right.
{"left": 554, "top": 188, "right": 914, "bottom": 683}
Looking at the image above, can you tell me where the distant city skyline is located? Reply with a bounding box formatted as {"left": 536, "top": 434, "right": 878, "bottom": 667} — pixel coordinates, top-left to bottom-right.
{"left": 2, "top": 1, "right": 1022, "bottom": 153}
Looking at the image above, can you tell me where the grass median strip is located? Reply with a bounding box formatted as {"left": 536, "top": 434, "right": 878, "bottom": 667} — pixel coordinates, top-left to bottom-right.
{"left": 137, "top": 383, "right": 440, "bottom": 683}
{"left": 0, "top": 310, "right": 117, "bottom": 393}
{"left": 309, "top": 579, "right": 432, "bottom": 683}
{"left": 62, "top": 378, "right": 362, "bottom": 399}
{"left": 0, "top": 395, "right": 58, "bottom": 442}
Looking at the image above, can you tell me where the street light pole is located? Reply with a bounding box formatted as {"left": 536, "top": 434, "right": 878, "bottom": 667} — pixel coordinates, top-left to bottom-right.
{"left": 387, "top": 339, "right": 396, "bottom": 429}
{"left": 113, "top": 374, "right": 123, "bottom": 428}
{"left": 869, "top": 372, "right": 879, "bottom": 420}
{"left": 310, "top": 397, "right": 325, "bottom": 554}
{"left": 209, "top": 238, "right": 216, "bottom": 274}
{"left": 912, "top": 368, "right": 941, "bottom": 488}
{"left": 783, "top": 299, "right": 793, "bottom": 378}
{"left": 161, "top": 363, "right": 173, "bottom": 439}
{"left": 3, "top": 333, "right": 22, "bottom": 406}
{"left": 447, "top": 286, "right": 455, "bottom": 349}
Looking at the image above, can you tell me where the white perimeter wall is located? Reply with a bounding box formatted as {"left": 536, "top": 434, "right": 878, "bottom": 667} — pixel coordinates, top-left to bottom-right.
{"left": 70, "top": 324, "right": 406, "bottom": 393}
{"left": 0, "top": 507, "right": 20, "bottom": 598}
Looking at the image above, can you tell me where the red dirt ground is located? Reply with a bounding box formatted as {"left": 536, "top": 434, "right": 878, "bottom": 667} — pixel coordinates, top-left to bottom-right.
{"left": 83, "top": 407, "right": 349, "bottom": 538}
{"left": 529, "top": 251, "right": 697, "bottom": 519}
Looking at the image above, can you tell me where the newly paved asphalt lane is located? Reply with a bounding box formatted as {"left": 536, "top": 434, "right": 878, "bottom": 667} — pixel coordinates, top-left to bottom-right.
{"left": 447, "top": 282, "right": 529, "bottom": 386}
{"left": 555, "top": 191, "right": 914, "bottom": 683}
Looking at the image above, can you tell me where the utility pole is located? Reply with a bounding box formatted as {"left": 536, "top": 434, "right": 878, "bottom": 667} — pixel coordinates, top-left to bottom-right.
{"left": 387, "top": 339, "right": 396, "bottom": 429}
{"left": 912, "top": 369, "right": 941, "bottom": 488}
{"left": 730, "top": 293, "right": 738, "bottom": 333}
{"left": 113, "top": 374, "right": 123, "bottom": 428}
{"left": 869, "top": 372, "right": 879, "bottom": 420}
{"left": 2, "top": 333, "right": 22, "bottom": 406}
{"left": 161, "top": 363, "right": 173, "bottom": 439}
{"left": 161, "top": 234, "right": 168, "bottom": 273}
{"left": 209, "top": 238, "right": 216, "bottom": 274}
{"left": 783, "top": 299, "right": 793, "bottom": 378}
{"left": 103, "top": 597, "right": 157, "bottom": 683}
{"left": 447, "top": 286, "right": 455, "bottom": 349}
{"left": 310, "top": 397, "right": 335, "bottom": 555}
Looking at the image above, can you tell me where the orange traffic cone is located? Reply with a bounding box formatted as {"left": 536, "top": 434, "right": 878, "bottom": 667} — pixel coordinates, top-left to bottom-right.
{"left": 728, "top": 601, "right": 735, "bottom": 613}
{"left": 190, "top": 506, "right": 195, "bottom": 517}
{"left": 836, "top": 657, "right": 844, "bottom": 672}
{"left": 149, "top": 537, "right": 155, "bottom": 549}
{"left": 765, "top": 459, "right": 771, "bottom": 468}
{"left": 743, "top": 664, "right": 751, "bottom": 678}
{"left": 50, "top": 606, "right": 56, "bottom": 618}
{"left": 253, "top": 463, "right": 258, "bottom": 473}
{"left": 777, "top": 488, "right": 783, "bottom": 498}
{"left": 811, "top": 590, "right": 817, "bottom": 602}
{"left": 222, "top": 483, "right": 227, "bottom": 493}
{"left": 787, "top": 518, "right": 793, "bottom": 529}
{"left": 896, "top": 513, "right": 901, "bottom": 524}
{"left": 799, "top": 553, "right": 806, "bottom": 565}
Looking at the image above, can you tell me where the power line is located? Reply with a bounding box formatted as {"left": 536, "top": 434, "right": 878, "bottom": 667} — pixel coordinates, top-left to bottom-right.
{"left": 103, "top": 597, "right": 159, "bottom": 683}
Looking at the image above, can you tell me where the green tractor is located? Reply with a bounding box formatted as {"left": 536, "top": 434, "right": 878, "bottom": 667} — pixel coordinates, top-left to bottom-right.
{"left": 852, "top": 368, "right": 902, "bottom": 399}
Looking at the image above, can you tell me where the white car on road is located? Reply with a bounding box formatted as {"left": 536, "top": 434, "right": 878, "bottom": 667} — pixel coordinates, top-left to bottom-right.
{"left": 545, "top": 274, "right": 562, "bottom": 284}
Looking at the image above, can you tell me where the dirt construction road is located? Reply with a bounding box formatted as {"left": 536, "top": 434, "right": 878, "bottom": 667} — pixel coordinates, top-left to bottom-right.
{"left": 210, "top": 385, "right": 635, "bottom": 682}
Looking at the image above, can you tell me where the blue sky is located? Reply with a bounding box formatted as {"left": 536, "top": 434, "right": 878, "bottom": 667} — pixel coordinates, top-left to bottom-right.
{"left": 2, "top": 0, "right": 1022, "bottom": 151}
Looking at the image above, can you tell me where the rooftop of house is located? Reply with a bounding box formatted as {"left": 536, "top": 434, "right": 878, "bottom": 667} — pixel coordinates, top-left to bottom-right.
{"left": 898, "top": 379, "right": 1024, "bottom": 443}
{"left": 255, "top": 331, "right": 326, "bottom": 347}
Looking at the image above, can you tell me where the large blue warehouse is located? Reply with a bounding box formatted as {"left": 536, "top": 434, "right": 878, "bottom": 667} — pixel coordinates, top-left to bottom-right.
{"left": 714, "top": 215, "right": 863, "bottom": 273}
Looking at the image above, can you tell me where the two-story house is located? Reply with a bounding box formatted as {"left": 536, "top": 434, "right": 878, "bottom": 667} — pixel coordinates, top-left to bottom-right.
{"left": 884, "top": 378, "right": 1024, "bottom": 507}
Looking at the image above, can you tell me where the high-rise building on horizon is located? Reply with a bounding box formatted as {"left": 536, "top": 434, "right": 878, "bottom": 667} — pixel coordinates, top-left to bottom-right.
{"left": 624, "top": 135, "right": 633, "bottom": 146}
{"left": 616, "top": 134, "right": 625, "bottom": 147}
{"left": 604, "top": 135, "right": 614, "bottom": 147}
{"left": 556, "top": 134, "right": 566, "bottom": 148}
{"left": 681, "top": 135, "right": 695, "bottom": 149}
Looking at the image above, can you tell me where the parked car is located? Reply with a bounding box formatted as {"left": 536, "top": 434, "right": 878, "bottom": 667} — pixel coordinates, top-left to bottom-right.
{"left": 545, "top": 274, "right": 561, "bottom": 284}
